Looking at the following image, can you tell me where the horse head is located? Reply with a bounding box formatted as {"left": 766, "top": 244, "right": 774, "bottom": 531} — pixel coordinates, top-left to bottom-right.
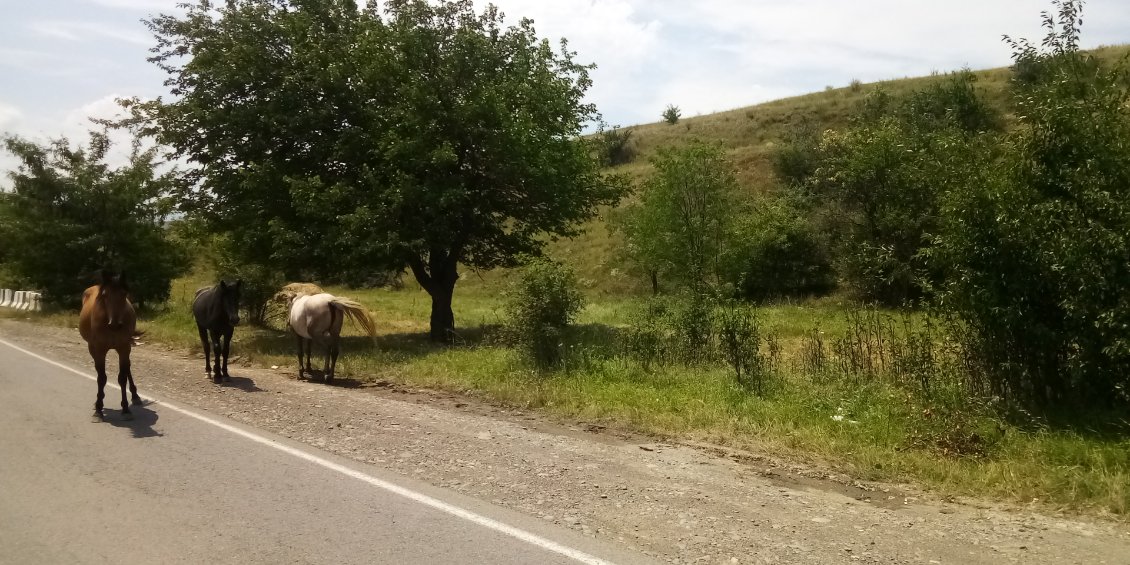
{"left": 219, "top": 279, "right": 242, "bottom": 326}
{"left": 96, "top": 269, "right": 132, "bottom": 330}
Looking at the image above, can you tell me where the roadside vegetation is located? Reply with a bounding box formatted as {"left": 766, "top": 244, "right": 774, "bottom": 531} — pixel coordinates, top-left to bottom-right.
{"left": 2, "top": 0, "right": 1129, "bottom": 518}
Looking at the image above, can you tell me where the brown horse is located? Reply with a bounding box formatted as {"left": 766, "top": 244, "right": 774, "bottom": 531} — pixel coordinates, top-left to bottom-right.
{"left": 79, "top": 270, "right": 141, "bottom": 421}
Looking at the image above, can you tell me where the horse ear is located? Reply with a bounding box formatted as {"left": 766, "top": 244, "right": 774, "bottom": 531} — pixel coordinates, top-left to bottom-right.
{"left": 220, "top": 280, "right": 228, "bottom": 290}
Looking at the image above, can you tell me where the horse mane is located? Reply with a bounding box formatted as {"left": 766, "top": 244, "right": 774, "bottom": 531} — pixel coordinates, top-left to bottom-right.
{"left": 329, "top": 297, "right": 378, "bottom": 339}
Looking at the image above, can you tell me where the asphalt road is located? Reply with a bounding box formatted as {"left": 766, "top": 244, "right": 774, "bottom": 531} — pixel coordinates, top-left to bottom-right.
{"left": 0, "top": 338, "right": 655, "bottom": 565}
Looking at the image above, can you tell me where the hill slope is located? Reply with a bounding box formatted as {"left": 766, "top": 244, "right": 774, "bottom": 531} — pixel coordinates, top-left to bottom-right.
{"left": 459, "top": 45, "right": 1130, "bottom": 296}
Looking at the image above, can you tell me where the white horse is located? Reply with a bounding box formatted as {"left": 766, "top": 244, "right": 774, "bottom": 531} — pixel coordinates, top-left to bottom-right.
{"left": 285, "top": 290, "right": 377, "bottom": 383}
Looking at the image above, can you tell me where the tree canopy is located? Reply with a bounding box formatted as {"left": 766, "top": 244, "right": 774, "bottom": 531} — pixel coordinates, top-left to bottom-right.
{"left": 618, "top": 141, "right": 742, "bottom": 295}
{"left": 135, "top": 0, "right": 623, "bottom": 340}
{"left": 0, "top": 131, "right": 188, "bottom": 306}
{"left": 938, "top": 0, "right": 1130, "bottom": 410}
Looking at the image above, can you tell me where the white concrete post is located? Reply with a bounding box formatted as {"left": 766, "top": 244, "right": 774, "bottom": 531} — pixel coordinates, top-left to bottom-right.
{"left": 30, "top": 292, "right": 42, "bottom": 312}
{"left": 0, "top": 289, "right": 11, "bottom": 308}
{"left": 12, "top": 291, "right": 26, "bottom": 310}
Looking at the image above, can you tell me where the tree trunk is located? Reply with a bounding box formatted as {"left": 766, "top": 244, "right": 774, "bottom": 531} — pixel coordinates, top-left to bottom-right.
{"left": 428, "top": 279, "right": 456, "bottom": 343}
{"left": 408, "top": 252, "right": 460, "bottom": 343}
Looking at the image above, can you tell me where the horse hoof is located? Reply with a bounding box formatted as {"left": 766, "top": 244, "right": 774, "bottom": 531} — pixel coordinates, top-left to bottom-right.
{"left": 132, "top": 397, "right": 143, "bottom": 406}
{"left": 213, "top": 377, "right": 223, "bottom": 385}
{"left": 121, "top": 412, "right": 134, "bottom": 421}
{"left": 223, "top": 375, "right": 232, "bottom": 383}
{"left": 91, "top": 411, "right": 104, "bottom": 423}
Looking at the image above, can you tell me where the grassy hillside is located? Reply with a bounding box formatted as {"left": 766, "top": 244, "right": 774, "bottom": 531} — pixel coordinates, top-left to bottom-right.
{"left": 478, "top": 44, "right": 1130, "bottom": 296}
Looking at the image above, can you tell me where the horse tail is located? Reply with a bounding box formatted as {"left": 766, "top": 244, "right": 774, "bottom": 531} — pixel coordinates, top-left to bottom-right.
{"left": 330, "top": 298, "right": 378, "bottom": 339}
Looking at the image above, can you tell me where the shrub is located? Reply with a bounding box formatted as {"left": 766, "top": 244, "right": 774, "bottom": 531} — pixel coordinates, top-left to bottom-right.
{"left": 596, "top": 125, "right": 636, "bottom": 166}
{"left": 771, "top": 120, "right": 822, "bottom": 187}
{"left": 717, "top": 299, "right": 769, "bottom": 394}
{"left": 727, "top": 196, "right": 835, "bottom": 302}
{"left": 620, "top": 297, "right": 670, "bottom": 369}
{"left": 662, "top": 104, "right": 682, "bottom": 125}
{"left": 805, "top": 83, "right": 989, "bottom": 305}
{"left": 669, "top": 289, "right": 716, "bottom": 364}
{"left": 503, "top": 258, "right": 586, "bottom": 369}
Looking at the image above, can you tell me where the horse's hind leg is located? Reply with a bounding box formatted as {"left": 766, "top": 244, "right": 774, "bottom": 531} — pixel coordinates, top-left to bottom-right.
{"left": 198, "top": 326, "right": 212, "bottom": 379}
{"left": 326, "top": 337, "right": 340, "bottom": 384}
{"left": 304, "top": 339, "right": 313, "bottom": 375}
{"left": 295, "top": 334, "right": 306, "bottom": 379}
{"left": 124, "top": 351, "right": 141, "bottom": 405}
{"left": 220, "top": 328, "right": 233, "bottom": 382}
{"left": 90, "top": 345, "right": 108, "bottom": 422}
{"left": 117, "top": 349, "right": 134, "bottom": 421}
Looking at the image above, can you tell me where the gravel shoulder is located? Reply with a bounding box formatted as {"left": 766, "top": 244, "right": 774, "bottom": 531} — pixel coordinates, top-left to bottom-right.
{"left": 3, "top": 319, "right": 1127, "bottom": 565}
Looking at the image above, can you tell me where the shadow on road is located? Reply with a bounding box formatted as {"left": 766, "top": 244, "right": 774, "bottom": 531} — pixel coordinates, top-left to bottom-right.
{"left": 298, "top": 370, "right": 364, "bottom": 389}
{"left": 223, "top": 375, "right": 265, "bottom": 393}
{"left": 102, "top": 401, "right": 162, "bottom": 439}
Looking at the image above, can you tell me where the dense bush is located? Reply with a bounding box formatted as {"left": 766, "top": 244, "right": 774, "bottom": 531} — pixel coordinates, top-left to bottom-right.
{"left": 727, "top": 196, "right": 835, "bottom": 302}
{"left": 801, "top": 71, "right": 998, "bottom": 305}
{"left": 771, "top": 119, "right": 822, "bottom": 187}
{"left": 596, "top": 124, "right": 636, "bottom": 166}
{"left": 717, "top": 299, "right": 769, "bottom": 394}
{"left": 0, "top": 131, "right": 189, "bottom": 307}
{"left": 938, "top": 0, "right": 1130, "bottom": 411}
{"left": 213, "top": 248, "right": 284, "bottom": 325}
{"left": 503, "top": 258, "right": 586, "bottom": 369}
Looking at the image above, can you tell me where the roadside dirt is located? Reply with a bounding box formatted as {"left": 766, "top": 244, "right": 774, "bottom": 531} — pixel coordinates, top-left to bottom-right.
{"left": 3, "top": 319, "right": 1127, "bottom": 565}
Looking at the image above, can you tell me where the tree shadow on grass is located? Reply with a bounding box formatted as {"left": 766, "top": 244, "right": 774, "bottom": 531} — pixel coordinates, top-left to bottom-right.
{"left": 239, "top": 324, "right": 510, "bottom": 362}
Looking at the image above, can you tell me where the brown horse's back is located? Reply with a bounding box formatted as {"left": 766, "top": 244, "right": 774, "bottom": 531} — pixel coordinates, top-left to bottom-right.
{"left": 78, "top": 285, "right": 97, "bottom": 343}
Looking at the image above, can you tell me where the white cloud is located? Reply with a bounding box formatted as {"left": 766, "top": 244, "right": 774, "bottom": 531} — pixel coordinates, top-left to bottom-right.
{"left": 474, "top": 0, "right": 663, "bottom": 125}
{"left": 478, "top": 0, "right": 1130, "bottom": 125}
{"left": 0, "top": 94, "right": 140, "bottom": 187}
{"left": 29, "top": 21, "right": 151, "bottom": 45}
{"left": 0, "top": 102, "right": 23, "bottom": 130}
{"left": 83, "top": 0, "right": 179, "bottom": 11}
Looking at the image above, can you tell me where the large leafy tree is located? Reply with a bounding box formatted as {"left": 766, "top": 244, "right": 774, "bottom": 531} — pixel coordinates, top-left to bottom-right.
{"left": 0, "top": 131, "right": 188, "bottom": 306}
{"left": 801, "top": 71, "right": 998, "bottom": 304}
{"left": 137, "top": 0, "right": 621, "bottom": 340}
{"left": 938, "top": 0, "right": 1130, "bottom": 411}
{"left": 619, "top": 142, "right": 743, "bottom": 295}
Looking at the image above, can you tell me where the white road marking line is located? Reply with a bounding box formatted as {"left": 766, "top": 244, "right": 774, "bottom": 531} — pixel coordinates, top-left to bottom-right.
{"left": 0, "top": 337, "right": 616, "bottom": 565}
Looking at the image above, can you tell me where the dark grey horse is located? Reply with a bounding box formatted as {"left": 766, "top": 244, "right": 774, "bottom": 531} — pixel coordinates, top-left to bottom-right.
{"left": 192, "top": 280, "right": 241, "bottom": 384}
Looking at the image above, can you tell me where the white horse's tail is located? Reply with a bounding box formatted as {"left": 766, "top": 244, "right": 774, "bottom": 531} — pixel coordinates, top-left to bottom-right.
{"left": 330, "top": 297, "right": 378, "bottom": 339}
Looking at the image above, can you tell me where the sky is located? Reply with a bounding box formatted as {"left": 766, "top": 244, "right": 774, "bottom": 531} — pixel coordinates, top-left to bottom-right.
{"left": 2, "top": 0, "right": 1130, "bottom": 176}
